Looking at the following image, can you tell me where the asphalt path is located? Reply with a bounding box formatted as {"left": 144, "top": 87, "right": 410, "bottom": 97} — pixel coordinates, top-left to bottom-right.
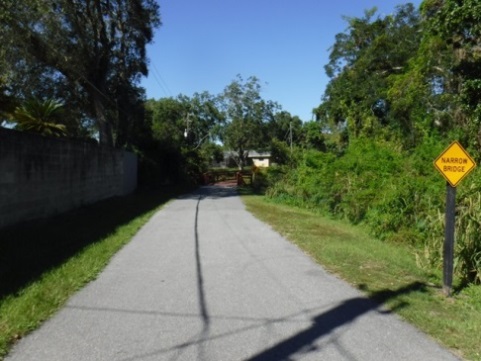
{"left": 6, "top": 186, "right": 460, "bottom": 361}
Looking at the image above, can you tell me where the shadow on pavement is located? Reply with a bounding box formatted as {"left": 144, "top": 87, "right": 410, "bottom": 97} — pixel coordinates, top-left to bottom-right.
{"left": 64, "top": 283, "right": 428, "bottom": 361}
{"left": 0, "top": 188, "right": 184, "bottom": 300}
{"left": 246, "top": 282, "right": 427, "bottom": 361}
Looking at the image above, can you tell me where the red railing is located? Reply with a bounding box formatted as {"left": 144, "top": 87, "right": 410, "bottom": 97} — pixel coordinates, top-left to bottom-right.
{"left": 203, "top": 170, "right": 252, "bottom": 186}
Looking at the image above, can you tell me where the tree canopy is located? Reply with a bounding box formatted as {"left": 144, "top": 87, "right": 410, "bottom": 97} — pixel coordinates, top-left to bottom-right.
{"left": 316, "top": 0, "right": 481, "bottom": 158}
{"left": 317, "top": 4, "right": 422, "bottom": 146}
{"left": 220, "top": 75, "right": 279, "bottom": 168}
{"left": 0, "top": 0, "right": 161, "bottom": 146}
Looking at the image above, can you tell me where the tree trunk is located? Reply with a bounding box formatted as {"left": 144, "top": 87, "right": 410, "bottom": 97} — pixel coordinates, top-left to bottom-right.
{"left": 90, "top": 85, "right": 114, "bottom": 147}
{"left": 236, "top": 149, "right": 248, "bottom": 170}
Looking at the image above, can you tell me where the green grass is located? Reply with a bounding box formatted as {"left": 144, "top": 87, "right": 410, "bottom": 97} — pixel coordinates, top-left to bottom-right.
{"left": 242, "top": 194, "right": 481, "bottom": 361}
{"left": 0, "top": 187, "right": 190, "bottom": 360}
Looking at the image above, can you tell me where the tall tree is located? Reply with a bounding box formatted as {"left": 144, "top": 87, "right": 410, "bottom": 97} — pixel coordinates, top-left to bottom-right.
{"left": 180, "top": 92, "right": 225, "bottom": 149}
{"left": 0, "top": 0, "right": 161, "bottom": 146}
{"left": 318, "top": 4, "right": 421, "bottom": 147}
{"left": 149, "top": 93, "right": 224, "bottom": 150}
{"left": 148, "top": 97, "right": 186, "bottom": 149}
{"left": 421, "top": 0, "right": 481, "bottom": 153}
{"left": 266, "top": 110, "right": 302, "bottom": 147}
{"left": 221, "top": 75, "right": 277, "bottom": 168}
{"left": 146, "top": 94, "right": 224, "bottom": 184}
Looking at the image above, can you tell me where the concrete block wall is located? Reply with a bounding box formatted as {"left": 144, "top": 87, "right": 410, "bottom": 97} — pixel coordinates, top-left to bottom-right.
{"left": 0, "top": 128, "right": 137, "bottom": 229}
{"left": 122, "top": 150, "right": 138, "bottom": 195}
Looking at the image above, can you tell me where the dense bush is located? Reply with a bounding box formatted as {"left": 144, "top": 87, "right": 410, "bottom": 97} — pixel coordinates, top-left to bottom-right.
{"left": 265, "top": 137, "right": 481, "bottom": 284}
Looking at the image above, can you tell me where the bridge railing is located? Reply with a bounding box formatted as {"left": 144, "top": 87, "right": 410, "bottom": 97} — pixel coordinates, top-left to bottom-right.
{"left": 203, "top": 170, "right": 253, "bottom": 186}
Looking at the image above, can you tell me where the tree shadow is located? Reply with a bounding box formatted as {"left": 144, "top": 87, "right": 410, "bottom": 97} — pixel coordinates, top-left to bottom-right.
{"left": 0, "top": 187, "right": 187, "bottom": 300}
{"left": 62, "top": 282, "right": 429, "bottom": 361}
{"left": 246, "top": 282, "right": 427, "bottom": 361}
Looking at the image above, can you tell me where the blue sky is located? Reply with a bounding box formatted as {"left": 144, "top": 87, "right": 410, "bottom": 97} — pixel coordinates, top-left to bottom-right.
{"left": 141, "top": 0, "right": 422, "bottom": 122}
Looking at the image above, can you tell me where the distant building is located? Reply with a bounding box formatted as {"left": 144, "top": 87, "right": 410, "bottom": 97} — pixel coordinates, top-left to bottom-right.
{"left": 248, "top": 151, "right": 271, "bottom": 168}
{"left": 211, "top": 150, "right": 272, "bottom": 168}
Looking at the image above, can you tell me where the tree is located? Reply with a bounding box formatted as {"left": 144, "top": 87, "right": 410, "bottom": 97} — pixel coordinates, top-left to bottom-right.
{"left": 420, "top": 0, "right": 481, "bottom": 153}
{"left": 300, "top": 120, "right": 332, "bottom": 151}
{"left": 220, "top": 75, "right": 277, "bottom": 169}
{"left": 149, "top": 93, "right": 223, "bottom": 149}
{"left": 318, "top": 4, "right": 422, "bottom": 147}
{"left": 266, "top": 111, "right": 302, "bottom": 148}
{"left": 180, "top": 92, "right": 225, "bottom": 149}
{"left": 146, "top": 93, "right": 225, "bottom": 183}
{"left": 148, "top": 97, "right": 186, "bottom": 149}
{"left": 0, "top": 0, "right": 161, "bottom": 146}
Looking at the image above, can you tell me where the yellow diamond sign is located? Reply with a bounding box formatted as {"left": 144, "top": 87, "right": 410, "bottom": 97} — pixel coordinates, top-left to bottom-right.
{"left": 434, "top": 141, "right": 476, "bottom": 187}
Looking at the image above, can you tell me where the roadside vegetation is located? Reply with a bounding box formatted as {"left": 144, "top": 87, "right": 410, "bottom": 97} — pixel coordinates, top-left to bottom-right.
{"left": 264, "top": 141, "right": 481, "bottom": 285}
{"left": 257, "top": 0, "right": 481, "bottom": 288}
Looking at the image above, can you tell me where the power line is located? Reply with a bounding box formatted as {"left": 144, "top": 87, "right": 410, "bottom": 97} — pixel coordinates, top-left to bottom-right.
{"left": 151, "top": 62, "right": 172, "bottom": 97}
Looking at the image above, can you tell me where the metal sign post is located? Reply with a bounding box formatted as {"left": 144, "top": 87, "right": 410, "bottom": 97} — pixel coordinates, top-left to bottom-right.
{"left": 434, "top": 141, "right": 476, "bottom": 296}
{"left": 443, "top": 184, "right": 456, "bottom": 296}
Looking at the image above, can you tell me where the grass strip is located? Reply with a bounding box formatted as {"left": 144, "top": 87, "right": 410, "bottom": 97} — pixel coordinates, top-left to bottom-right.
{"left": 0, "top": 187, "right": 188, "bottom": 360}
{"left": 242, "top": 194, "right": 481, "bottom": 361}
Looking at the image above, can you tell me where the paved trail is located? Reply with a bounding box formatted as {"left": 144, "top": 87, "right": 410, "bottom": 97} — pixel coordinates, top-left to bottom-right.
{"left": 6, "top": 186, "right": 460, "bottom": 361}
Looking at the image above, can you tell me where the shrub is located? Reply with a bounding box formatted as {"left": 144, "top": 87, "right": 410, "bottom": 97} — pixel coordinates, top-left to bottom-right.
{"left": 453, "top": 172, "right": 481, "bottom": 284}
{"left": 265, "top": 135, "right": 481, "bottom": 285}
